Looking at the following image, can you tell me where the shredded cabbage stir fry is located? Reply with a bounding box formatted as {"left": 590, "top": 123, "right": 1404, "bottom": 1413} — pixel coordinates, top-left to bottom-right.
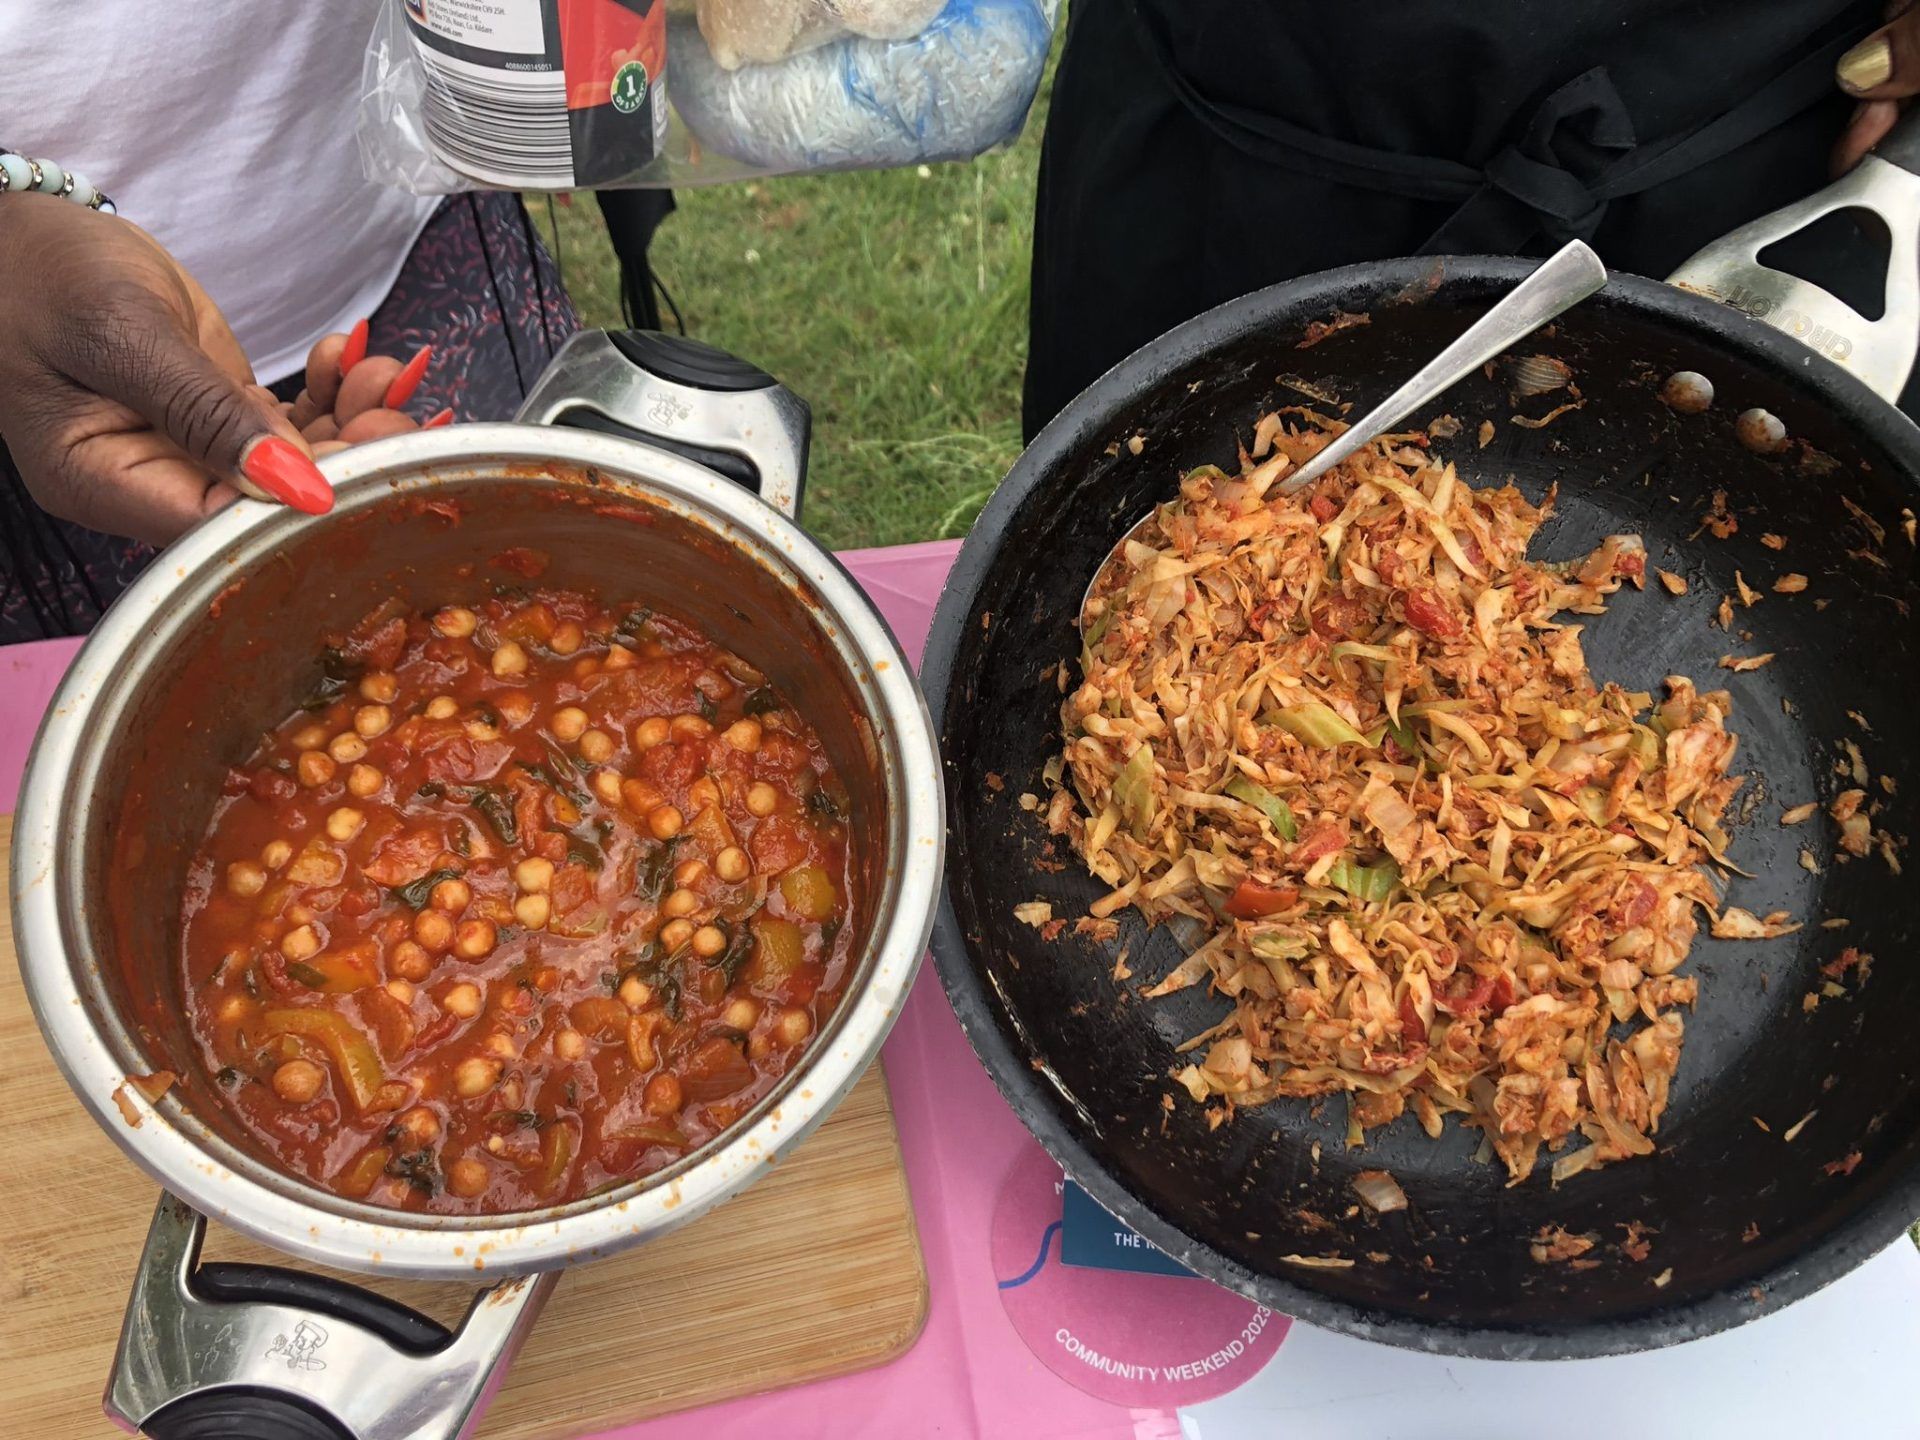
{"left": 1052, "top": 413, "right": 1746, "bottom": 1186}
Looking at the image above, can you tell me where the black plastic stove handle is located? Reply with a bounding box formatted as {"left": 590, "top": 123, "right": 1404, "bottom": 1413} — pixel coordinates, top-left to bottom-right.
{"left": 142, "top": 1387, "right": 354, "bottom": 1440}
{"left": 197, "top": 1262, "right": 453, "bottom": 1352}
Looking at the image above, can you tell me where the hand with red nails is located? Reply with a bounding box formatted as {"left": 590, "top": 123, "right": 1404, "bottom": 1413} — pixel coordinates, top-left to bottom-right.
{"left": 280, "top": 330, "right": 440, "bottom": 459}
{"left": 1836, "top": 1, "right": 1920, "bottom": 174}
{"left": 0, "top": 194, "right": 335, "bottom": 543}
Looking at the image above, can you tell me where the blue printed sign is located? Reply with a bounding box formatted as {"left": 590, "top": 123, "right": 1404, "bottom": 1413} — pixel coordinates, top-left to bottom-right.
{"left": 1059, "top": 1180, "right": 1191, "bottom": 1277}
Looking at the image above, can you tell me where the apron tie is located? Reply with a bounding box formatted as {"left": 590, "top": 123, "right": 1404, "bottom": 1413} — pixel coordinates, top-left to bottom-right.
{"left": 1128, "top": 0, "right": 1863, "bottom": 254}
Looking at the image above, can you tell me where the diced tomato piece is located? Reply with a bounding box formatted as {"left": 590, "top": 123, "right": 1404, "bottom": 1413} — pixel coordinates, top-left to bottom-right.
{"left": 249, "top": 767, "right": 296, "bottom": 804}
{"left": 1434, "top": 971, "right": 1494, "bottom": 1017}
{"left": 1309, "top": 494, "right": 1339, "bottom": 522}
{"left": 1398, "top": 990, "right": 1428, "bottom": 1044}
{"left": 682, "top": 1038, "right": 754, "bottom": 1102}
{"left": 1310, "top": 597, "right": 1371, "bottom": 639}
{"left": 361, "top": 828, "right": 445, "bottom": 886}
{"left": 1223, "top": 879, "right": 1299, "bottom": 919}
{"left": 749, "top": 815, "right": 813, "bottom": 873}
{"left": 1403, "top": 587, "right": 1462, "bottom": 639}
{"left": 1291, "top": 821, "right": 1345, "bottom": 867}
{"left": 494, "top": 547, "right": 550, "bottom": 579}
{"left": 1610, "top": 878, "right": 1658, "bottom": 930}
{"left": 1489, "top": 973, "right": 1518, "bottom": 1016}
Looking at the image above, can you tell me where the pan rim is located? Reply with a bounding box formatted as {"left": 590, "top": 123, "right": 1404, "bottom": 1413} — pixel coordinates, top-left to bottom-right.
{"left": 924, "top": 252, "right": 1920, "bottom": 1359}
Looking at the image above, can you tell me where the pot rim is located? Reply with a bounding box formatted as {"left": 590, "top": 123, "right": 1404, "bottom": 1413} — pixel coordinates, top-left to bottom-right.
{"left": 12, "top": 424, "right": 944, "bottom": 1278}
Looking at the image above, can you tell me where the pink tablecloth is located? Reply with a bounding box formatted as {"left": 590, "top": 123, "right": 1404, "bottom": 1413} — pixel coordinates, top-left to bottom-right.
{"left": 15, "top": 542, "right": 1920, "bottom": 1440}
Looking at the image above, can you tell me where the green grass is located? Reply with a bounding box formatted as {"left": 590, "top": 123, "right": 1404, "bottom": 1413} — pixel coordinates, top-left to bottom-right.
{"left": 542, "top": 47, "right": 1057, "bottom": 552}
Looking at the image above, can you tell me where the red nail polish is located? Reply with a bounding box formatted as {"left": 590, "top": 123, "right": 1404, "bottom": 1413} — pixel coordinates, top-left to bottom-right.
{"left": 423, "top": 407, "right": 455, "bottom": 429}
{"left": 339, "top": 318, "right": 369, "bottom": 376}
{"left": 241, "top": 437, "right": 334, "bottom": 516}
{"left": 385, "top": 345, "right": 433, "bottom": 410}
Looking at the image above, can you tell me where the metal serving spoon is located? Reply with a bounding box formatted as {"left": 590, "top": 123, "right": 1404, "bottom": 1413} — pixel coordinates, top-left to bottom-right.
{"left": 1081, "top": 238, "right": 1610, "bottom": 620}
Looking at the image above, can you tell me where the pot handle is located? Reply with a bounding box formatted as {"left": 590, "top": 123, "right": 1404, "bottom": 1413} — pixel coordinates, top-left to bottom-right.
{"left": 109, "top": 1193, "right": 557, "bottom": 1440}
{"left": 1667, "top": 110, "right": 1920, "bottom": 403}
{"left": 515, "top": 329, "right": 813, "bottom": 520}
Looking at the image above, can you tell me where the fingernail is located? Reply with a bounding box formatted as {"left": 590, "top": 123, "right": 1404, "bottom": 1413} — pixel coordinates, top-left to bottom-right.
{"left": 1838, "top": 34, "right": 1893, "bottom": 94}
{"left": 423, "top": 407, "right": 455, "bottom": 429}
{"left": 339, "top": 318, "right": 370, "bottom": 375}
{"left": 384, "top": 345, "right": 433, "bottom": 410}
{"left": 241, "top": 436, "right": 334, "bottom": 515}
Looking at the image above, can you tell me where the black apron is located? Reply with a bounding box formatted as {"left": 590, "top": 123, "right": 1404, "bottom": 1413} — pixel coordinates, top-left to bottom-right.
{"left": 1023, "top": 0, "right": 1887, "bottom": 438}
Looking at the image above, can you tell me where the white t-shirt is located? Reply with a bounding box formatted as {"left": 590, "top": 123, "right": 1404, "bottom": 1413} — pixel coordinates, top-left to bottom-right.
{"left": 1, "top": 3, "right": 440, "bottom": 383}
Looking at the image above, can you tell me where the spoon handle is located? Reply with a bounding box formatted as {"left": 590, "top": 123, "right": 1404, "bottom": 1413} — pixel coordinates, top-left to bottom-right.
{"left": 1278, "top": 239, "right": 1609, "bottom": 495}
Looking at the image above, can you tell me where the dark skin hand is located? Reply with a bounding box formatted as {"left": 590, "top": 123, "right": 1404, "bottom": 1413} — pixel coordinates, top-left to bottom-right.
{"left": 0, "top": 194, "right": 438, "bottom": 547}
{"left": 1836, "top": 1, "right": 1920, "bottom": 174}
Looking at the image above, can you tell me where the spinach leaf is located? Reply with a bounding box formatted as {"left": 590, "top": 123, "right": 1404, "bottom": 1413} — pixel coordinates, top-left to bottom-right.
{"left": 285, "top": 961, "right": 328, "bottom": 990}
{"left": 742, "top": 687, "right": 782, "bottom": 717}
{"left": 389, "top": 866, "right": 465, "bottom": 910}
{"left": 695, "top": 691, "right": 718, "bottom": 723}
{"left": 806, "top": 788, "right": 843, "bottom": 820}
{"left": 636, "top": 836, "right": 682, "bottom": 902}
{"left": 471, "top": 787, "right": 519, "bottom": 844}
{"left": 298, "top": 646, "right": 361, "bottom": 713}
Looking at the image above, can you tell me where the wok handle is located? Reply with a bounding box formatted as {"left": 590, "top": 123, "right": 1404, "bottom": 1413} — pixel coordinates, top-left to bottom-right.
{"left": 107, "top": 1193, "right": 557, "bottom": 1440}
{"left": 514, "top": 329, "right": 813, "bottom": 520}
{"left": 1667, "top": 109, "right": 1920, "bottom": 403}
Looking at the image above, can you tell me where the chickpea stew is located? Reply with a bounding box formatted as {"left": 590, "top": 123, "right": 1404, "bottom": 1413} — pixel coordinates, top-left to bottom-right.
{"left": 177, "top": 585, "right": 856, "bottom": 1213}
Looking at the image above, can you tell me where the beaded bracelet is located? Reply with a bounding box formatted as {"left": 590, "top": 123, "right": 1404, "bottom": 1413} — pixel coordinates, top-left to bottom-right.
{"left": 0, "top": 149, "right": 115, "bottom": 213}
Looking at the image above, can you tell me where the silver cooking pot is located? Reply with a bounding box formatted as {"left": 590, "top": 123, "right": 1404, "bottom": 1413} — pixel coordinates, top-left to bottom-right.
{"left": 10, "top": 332, "right": 944, "bottom": 1440}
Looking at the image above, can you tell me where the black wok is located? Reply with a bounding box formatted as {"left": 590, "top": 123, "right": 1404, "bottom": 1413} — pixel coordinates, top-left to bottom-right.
{"left": 924, "top": 150, "right": 1920, "bottom": 1357}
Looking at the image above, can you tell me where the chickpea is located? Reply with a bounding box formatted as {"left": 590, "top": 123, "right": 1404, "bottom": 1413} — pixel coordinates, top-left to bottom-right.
{"left": 359, "top": 672, "right": 398, "bottom": 703}
{"left": 550, "top": 621, "right": 584, "bottom": 656}
{"left": 514, "top": 893, "right": 550, "bottom": 930}
{"left": 647, "top": 804, "right": 684, "bottom": 840}
{"left": 661, "top": 887, "right": 699, "bottom": 919}
{"left": 618, "top": 974, "right": 653, "bottom": 1009}
{"left": 691, "top": 925, "right": 727, "bottom": 959}
{"left": 226, "top": 861, "right": 268, "bottom": 898}
{"left": 292, "top": 723, "right": 330, "bottom": 751}
{"left": 398, "top": 1106, "right": 440, "bottom": 1143}
{"left": 514, "top": 857, "right": 554, "bottom": 893}
{"left": 659, "top": 918, "right": 694, "bottom": 950}
{"left": 216, "top": 993, "right": 252, "bottom": 1024}
{"left": 346, "top": 764, "right": 384, "bottom": 798}
{"left": 688, "top": 776, "right": 721, "bottom": 811}
{"left": 722, "top": 997, "right": 762, "bottom": 1031}
{"left": 572, "top": 657, "right": 601, "bottom": 680}
{"left": 297, "top": 751, "right": 337, "bottom": 788}
{"left": 272, "top": 1059, "right": 326, "bottom": 1104}
{"left": 431, "top": 877, "right": 472, "bottom": 913}
{"left": 434, "top": 607, "right": 478, "bottom": 639}
{"left": 773, "top": 1007, "right": 814, "bottom": 1047}
{"left": 494, "top": 690, "right": 535, "bottom": 728}
{"left": 325, "top": 807, "right": 365, "bottom": 842}
{"left": 622, "top": 777, "right": 664, "bottom": 814}
{"left": 603, "top": 644, "right": 636, "bottom": 671}
{"left": 748, "top": 1031, "right": 774, "bottom": 1062}
{"left": 673, "top": 858, "right": 709, "bottom": 888}
{"left": 261, "top": 839, "right": 293, "bottom": 871}
{"left": 486, "top": 1033, "right": 518, "bottom": 1061}
{"left": 448, "top": 1156, "right": 490, "bottom": 1199}
{"left": 280, "top": 924, "right": 321, "bottom": 961}
{"left": 724, "top": 719, "right": 763, "bottom": 752}
{"left": 386, "top": 979, "right": 416, "bottom": 1003}
{"left": 633, "top": 716, "right": 671, "bottom": 750}
{"left": 551, "top": 706, "right": 589, "bottom": 742}
{"left": 592, "top": 771, "right": 624, "bottom": 806}
{"left": 287, "top": 903, "right": 316, "bottom": 926}
{"left": 486, "top": 1134, "right": 507, "bottom": 1155}
{"left": 746, "top": 782, "right": 780, "bottom": 818}
{"left": 579, "top": 729, "right": 615, "bottom": 764}
{"left": 715, "top": 847, "right": 751, "bottom": 883}
{"left": 643, "top": 1073, "right": 684, "bottom": 1116}
{"left": 452, "top": 1056, "right": 501, "bottom": 1097}
{"left": 328, "top": 732, "right": 368, "bottom": 764}
{"left": 414, "top": 910, "right": 454, "bottom": 952}
{"left": 554, "top": 1028, "right": 587, "bottom": 1061}
{"left": 391, "top": 940, "right": 432, "bottom": 981}
{"left": 491, "top": 640, "right": 528, "bottom": 677}
{"left": 425, "top": 695, "right": 460, "bottom": 720}
{"left": 454, "top": 919, "right": 497, "bottom": 959}
{"left": 464, "top": 717, "right": 500, "bottom": 742}
{"left": 442, "top": 982, "right": 482, "bottom": 1018}
{"left": 353, "top": 704, "right": 392, "bottom": 738}
{"left": 670, "top": 714, "right": 711, "bottom": 739}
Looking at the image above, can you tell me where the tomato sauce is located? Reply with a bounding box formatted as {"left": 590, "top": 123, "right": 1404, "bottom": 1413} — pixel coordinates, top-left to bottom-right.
{"left": 177, "top": 586, "right": 856, "bottom": 1213}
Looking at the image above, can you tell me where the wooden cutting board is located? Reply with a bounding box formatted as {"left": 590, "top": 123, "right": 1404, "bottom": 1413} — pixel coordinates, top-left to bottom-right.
{"left": 0, "top": 821, "right": 927, "bottom": 1438}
